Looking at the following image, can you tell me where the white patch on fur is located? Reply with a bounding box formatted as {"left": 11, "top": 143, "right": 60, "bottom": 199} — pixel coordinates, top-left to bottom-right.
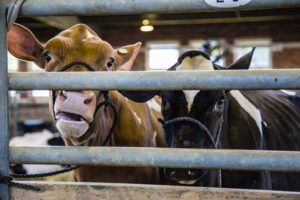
{"left": 178, "top": 179, "right": 199, "bottom": 185}
{"left": 9, "top": 130, "right": 55, "bottom": 146}
{"left": 183, "top": 90, "right": 200, "bottom": 112}
{"left": 9, "top": 130, "right": 65, "bottom": 174}
{"left": 152, "top": 131, "right": 157, "bottom": 146}
{"left": 177, "top": 55, "right": 214, "bottom": 71}
{"left": 147, "top": 99, "right": 161, "bottom": 112}
{"left": 280, "top": 90, "right": 296, "bottom": 96}
{"left": 133, "top": 112, "right": 142, "bottom": 124}
{"left": 230, "top": 90, "right": 263, "bottom": 136}
{"left": 263, "top": 121, "right": 268, "bottom": 128}
{"left": 22, "top": 164, "right": 65, "bottom": 174}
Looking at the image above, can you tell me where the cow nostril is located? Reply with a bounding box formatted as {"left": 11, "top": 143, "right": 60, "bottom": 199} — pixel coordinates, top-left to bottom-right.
{"left": 170, "top": 170, "right": 176, "bottom": 176}
{"left": 84, "top": 97, "right": 93, "bottom": 104}
{"left": 84, "top": 91, "right": 95, "bottom": 104}
{"left": 60, "top": 90, "right": 67, "bottom": 99}
{"left": 188, "top": 170, "right": 196, "bottom": 176}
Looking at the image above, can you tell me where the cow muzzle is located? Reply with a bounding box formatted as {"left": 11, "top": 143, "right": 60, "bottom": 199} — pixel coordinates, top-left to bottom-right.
{"left": 164, "top": 168, "right": 204, "bottom": 185}
{"left": 54, "top": 90, "right": 97, "bottom": 139}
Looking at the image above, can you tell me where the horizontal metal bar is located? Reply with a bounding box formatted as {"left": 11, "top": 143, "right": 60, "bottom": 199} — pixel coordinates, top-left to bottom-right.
{"left": 8, "top": 69, "right": 300, "bottom": 90}
{"left": 10, "top": 147, "right": 300, "bottom": 172}
{"left": 17, "top": 0, "right": 300, "bottom": 16}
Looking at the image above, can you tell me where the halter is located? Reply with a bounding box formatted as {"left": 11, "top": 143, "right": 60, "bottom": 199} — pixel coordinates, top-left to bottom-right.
{"left": 52, "top": 61, "right": 117, "bottom": 146}
{"left": 158, "top": 97, "right": 226, "bottom": 187}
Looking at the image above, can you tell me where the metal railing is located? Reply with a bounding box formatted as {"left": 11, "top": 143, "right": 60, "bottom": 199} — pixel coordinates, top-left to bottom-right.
{"left": 16, "top": 0, "right": 300, "bottom": 16}
{"left": 8, "top": 70, "right": 300, "bottom": 90}
{"left": 10, "top": 147, "right": 300, "bottom": 172}
{"left": 0, "top": 2, "right": 9, "bottom": 200}
{"left": 2, "top": 0, "right": 300, "bottom": 199}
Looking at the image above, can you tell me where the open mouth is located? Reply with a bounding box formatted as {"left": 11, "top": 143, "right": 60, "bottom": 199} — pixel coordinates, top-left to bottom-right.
{"left": 55, "top": 112, "right": 87, "bottom": 122}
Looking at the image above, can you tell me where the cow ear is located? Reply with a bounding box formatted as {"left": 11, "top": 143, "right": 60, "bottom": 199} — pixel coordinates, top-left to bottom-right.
{"left": 229, "top": 47, "right": 256, "bottom": 70}
{"left": 8, "top": 23, "right": 44, "bottom": 68}
{"left": 119, "top": 91, "right": 158, "bottom": 103}
{"left": 114, "top": 42, "right": 141, "bottom": 71}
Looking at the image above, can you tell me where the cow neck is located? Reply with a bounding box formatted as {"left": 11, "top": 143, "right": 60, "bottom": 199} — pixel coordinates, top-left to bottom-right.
{"left": 93, "top": 91, "right": 120, "bottom": 146}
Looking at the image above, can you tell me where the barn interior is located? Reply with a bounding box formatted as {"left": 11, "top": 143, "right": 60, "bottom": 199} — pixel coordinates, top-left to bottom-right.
{"left": 8, "top": 7, "right": 300, "bottom": 137}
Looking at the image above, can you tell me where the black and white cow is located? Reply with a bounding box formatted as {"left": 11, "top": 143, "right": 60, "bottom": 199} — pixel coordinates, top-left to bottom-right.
{"left": 10, "top": 130, "right": 65, "bottom": 175}
{"left": 121, "top": 49, "right": 300, "bottom": 191}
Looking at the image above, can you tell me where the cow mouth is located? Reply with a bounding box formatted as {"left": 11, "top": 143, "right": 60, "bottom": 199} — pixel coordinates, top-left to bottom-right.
{"left": 55, "top": 112, "right": 87, "bottom": 123}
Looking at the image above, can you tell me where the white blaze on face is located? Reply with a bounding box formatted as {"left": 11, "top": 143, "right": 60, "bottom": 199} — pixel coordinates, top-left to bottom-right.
{"left": 177, "top": 54, "right": 214, "bottom": 71}
{"left": 177, "top": 54, "right": 213, "bottom": 112}
{"left": 183, "top": 90, "right": 200, "bottom": 112}
{"left": 230, "top": 90, "right": 263, "bottom": 137}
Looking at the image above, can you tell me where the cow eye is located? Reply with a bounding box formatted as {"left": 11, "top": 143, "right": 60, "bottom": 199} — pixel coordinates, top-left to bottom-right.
{"left": 215, "top": 96, "right": 225, "bottom": 109}
{"left": 42, "top": 52, "right": 52, "bottom": 63}
{"left": 107, "top": 58, "right": 114, "bottom": 68}
{"left": 162, "top": 95, "right": 169, "bottom": 107}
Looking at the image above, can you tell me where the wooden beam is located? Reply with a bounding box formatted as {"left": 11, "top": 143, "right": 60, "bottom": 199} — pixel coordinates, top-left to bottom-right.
{"left": 10, "top": 181, "right": 300, "bottom": 200}
{"left": 32, "top": 16, "right": 80, "bottom": 30}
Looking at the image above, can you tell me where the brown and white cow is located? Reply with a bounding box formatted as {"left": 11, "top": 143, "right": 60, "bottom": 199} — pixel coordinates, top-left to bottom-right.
{"left": 8, "top": 23, "right": 165, "bottom": 184}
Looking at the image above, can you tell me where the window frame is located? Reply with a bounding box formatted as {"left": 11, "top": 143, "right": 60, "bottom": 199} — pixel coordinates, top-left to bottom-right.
{"left": 188, "top": 39, "right": 226, "bottom": 66}
{"left": 234, "top": 38, "right": 272, "bottom": 69}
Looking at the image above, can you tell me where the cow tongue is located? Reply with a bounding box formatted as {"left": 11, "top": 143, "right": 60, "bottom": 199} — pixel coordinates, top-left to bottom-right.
{"left": 56, "top": 112, "right": 84, "bottom": 122}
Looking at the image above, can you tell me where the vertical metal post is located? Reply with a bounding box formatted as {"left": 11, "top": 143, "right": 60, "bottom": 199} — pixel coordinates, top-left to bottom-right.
{"left": 0, "top": 2, "right": 9, "bottom": 199}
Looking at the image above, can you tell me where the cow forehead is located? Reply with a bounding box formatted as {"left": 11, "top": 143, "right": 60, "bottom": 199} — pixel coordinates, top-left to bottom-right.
{"left": 59, "top": 24, "right": 99, "bottom": 42}
{"left": 46, "top": 24, "right": 113, "bottom": 53}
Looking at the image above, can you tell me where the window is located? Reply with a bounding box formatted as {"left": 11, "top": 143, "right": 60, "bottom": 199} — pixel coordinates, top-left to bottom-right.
{"left": 146, "top": 41, "right": 180, "bottom": 70}
{"left": 189, "top": 39, "right": 225, "bottom": 66}
{"left": 8, "top": 52, "right": 19, "bottom": 98}
{"left": 7, "top": 52, "right": 18, "bottom": 72}
{"left": 234, "top": 39, "right": 272, "bottom": 69}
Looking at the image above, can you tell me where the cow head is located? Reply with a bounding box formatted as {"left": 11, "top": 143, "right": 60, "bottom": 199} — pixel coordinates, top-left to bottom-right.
{"left": 121, "top": 48, "right": 255, "bottom": 185}
{"left": 8, "top": 23, "right": 141, "bottom": 144}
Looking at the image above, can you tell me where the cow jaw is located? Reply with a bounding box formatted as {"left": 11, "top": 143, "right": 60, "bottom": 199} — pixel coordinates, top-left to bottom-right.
{"left": 55, "top": 111, "right": 90, "bottom": 138}
{"left": 56, "top": 118, "right": 89, "bottom": 139}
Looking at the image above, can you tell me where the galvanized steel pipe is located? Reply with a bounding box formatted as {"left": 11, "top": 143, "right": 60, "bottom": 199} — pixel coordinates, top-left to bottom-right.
{"left": 0, "top": 3, "right": 10, "bottom": 200}
{"left": 9, "top": 147, "right": 300, "bottom": 171}
{"left": 14, "top": 0, "right": 300, "bottom": 16}
{"left": 8, "top": 69, "right": 300, "bottom": 90}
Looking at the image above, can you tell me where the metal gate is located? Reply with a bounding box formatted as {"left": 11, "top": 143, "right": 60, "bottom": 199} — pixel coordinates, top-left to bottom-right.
{"left": 2, "top": 1, "right": 300, "bottom": 199}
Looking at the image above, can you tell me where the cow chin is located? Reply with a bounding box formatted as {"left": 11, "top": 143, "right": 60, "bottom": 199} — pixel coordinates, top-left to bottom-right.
{"left": 56, "top": 119, "right": 89, "bottom": 139}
